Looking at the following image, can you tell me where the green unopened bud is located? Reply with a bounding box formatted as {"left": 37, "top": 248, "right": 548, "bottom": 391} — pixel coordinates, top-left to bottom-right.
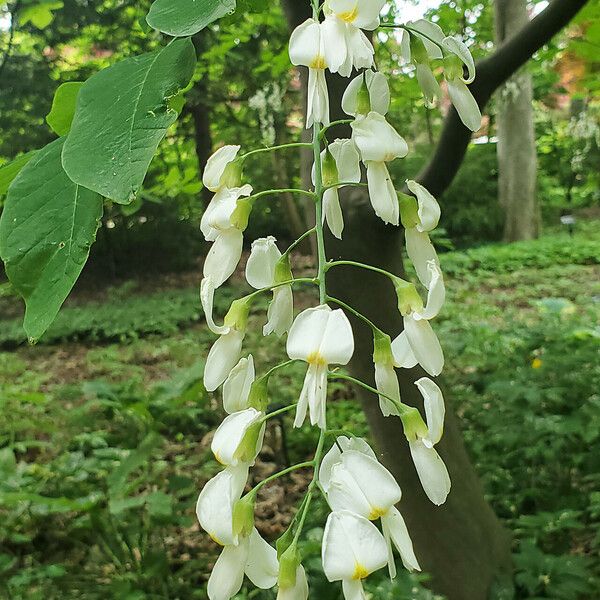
{"left": 232, "top": 494, "right": 255, "bottom": 539}
{"left": 278, "top": 543, "right": 301, "bottom": 589}
{"left": 410, "top": 35, "right": 430, "bottom": 66}
{"left": 322, "top": 147, "right": 339, "bottom": 187}
{"left": 221, "top": 158, "right": 243, "bottom": 189}
{"left": 230, "top": 197, "right": 254, "bottom": 232}
{"left": 401, "top": 406, "right": 429, "bottom": 442}
{"left": 274, "top": 254, "right": 293, "bottom": 285}
{"left": 247, "top": 375, "right": 269, "bottom": 412}
{"left": 356, "top": 75, "right": 371, "bottom": 115}
{"left": 235, "top": 421, "right": 264, "bottom": 464}
{"left": 224, "top": 297, "right": 252, "bottom": 331}
{"left": 443, "top": 54, "right": 463, "bottom": 81}
{"left": 394, "top": 278, "right": 424, "bottom": 316}
{"left": 398, "top": 193, "right": 419, "bottom": 229}
{"left": 373, "top": 330, "right": 394, "bottom": 366}
{"left": 276, "top": 526, "right": 295, "bottom": 559}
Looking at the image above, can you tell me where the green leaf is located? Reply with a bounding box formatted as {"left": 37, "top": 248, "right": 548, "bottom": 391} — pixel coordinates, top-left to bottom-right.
{"left": 0, "top": 151, "right": 37, "bottom": 196}
{"left": 0, "top": 138, "right": 103, "bottom": 342}
{"left": 147, "top": 0, "right": 236, "bottom": 37}
{"left": 19, "top": 1, "right": 64, "bottom": 29}
{"left": 62, "top": 38, "right": 196, "bottom": 204}
{"left": 46, "top": 82, "right": 83, "bottom": 136}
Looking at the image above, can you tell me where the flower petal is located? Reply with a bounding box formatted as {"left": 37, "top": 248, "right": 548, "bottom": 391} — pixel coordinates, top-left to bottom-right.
{"left": 207, "top": 542, "right": 248, "bottom": 600}
{"left": 321, "top": 16, "right": 348, "bottom": 74}
{"left": 342, "top": 579, "right": 368, "bottom": 600}
{"left": 381, "top": 506, "right": 421, "bottom": 572}
{"left": 245, "top": 528, "right": 279, "bottom": 589}
{"left": 352, "top": 112, "right": 408, "bottom": 162}
{"left": 307, "top": 68, "right": 330, "bottom": 128}
{"left": 203, "top": 229, "right": 244, "bottom": 288}
{"left": 277, "top": 565, "right": 309, "bottom": 600}
{"left": 442, "top": 36, "right": 476, "bottom": 83}
{"left": 201, "top": 278, "right": 230, "bottom": 336}
{"left": 405, "top": 228, "right": 439, "bottom": 289}
{"left": 289, "top": 19, "right": 321, "bottom": 67}
{"left": 406, "top": 19, "right": 445, "bottom": 59}
{"left": 415, "top": 261, "right": 445, "bottom": 320}
{"left": 416, "top": 63, "right": 441, "bottom": 107}
{"left": 265, "top": 285, "right": 294, "bottom": 337}
{"left": 447, "top": 78, "right": 482, "bottom": 132}
{"left": 319, "top": 443, "right": 343, "bottom": 492}
{"left": 374, "top": 361, "right": 401, "bottom": 417}
{"left": 204, "top": 329, "right": 245, "bottom": 392}
{"left": 323, "top": 188, "right": 345, "bottom": 239}
{"left": 409, "top": 440, "right": 451, "bottom": 505}
{"left": 223, "top": 355, "right": 255, "bottom": 414}
{"left": 203, "top": 145, "right": 241, "bottom": 192}
{"left": 406, "top": 180, "right": 441, "bottom": 232}
{"left": 366, "top": 161, "right": 399, "bottom": 226}
{"left": 404, "top": 316, "right": 444, "bottom": 377}
{"left": 415, "top": 377, "right": 445, "bottom": 446}
{"left": 211, "top": 408, "right": 264, "bottom": 467}
{"left": 329, "top": 138, "right": 361, "bottom": 183}
{"left": 246, "top": 236, "right": 281, "bottom": 289}
{"left": 391, "top": 331, "right": 418, "bottom": 369}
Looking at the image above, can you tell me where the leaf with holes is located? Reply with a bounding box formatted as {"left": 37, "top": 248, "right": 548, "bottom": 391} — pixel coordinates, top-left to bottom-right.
{"left": 62, "top": 38, "right": 196, "bottom": 203}
{"left": 0, "top": 138, "right": 103, "bottom": 342}
{"left": 147, "top": 0, "right": 236, "bottom": 37}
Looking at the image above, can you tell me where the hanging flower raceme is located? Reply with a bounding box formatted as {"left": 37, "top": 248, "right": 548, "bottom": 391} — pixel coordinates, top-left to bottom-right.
{"left": 196, "top": 467, "right": 279, "bottom": 600}
{"left": 406, "top": 378, "right": 451, "bottom": 505}
{"left": 286, "top": 305, "right": 354, "bottom": 429}
{"left": 314, "top": 139, "right": 361, "bottom": 239}
{"left": 322, "top": 509, "right": 388, "bottom": 600}
{"left": 289, "top": 18, "right": 338, "bottom": 128}
{"left": 320, "top": 436, "right": 420, "bottom": 577}
{"left": 245, "top": 237, "right": 294, "bottom": 337}
{"left": 321, "top": 0, "right": 386, "bottom": 77}
{"left": 392, "top": 261, "right": 446, "bottom": 377}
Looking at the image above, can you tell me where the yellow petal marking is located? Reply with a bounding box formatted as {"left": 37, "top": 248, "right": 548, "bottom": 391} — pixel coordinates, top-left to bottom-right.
{"left": 368, "top": 506, "right": 388, "bottom": 520}
{"left": 307, "top": 351, "right": 327, "bottom": 366}
{"left": 352, "top": 563, "right": 370, "bottom": 580}
{"left": 339, "top": 6, "right": 359, "bottom": 23}
{"left": 310, "top": 55, "right": 327, "bottom": 70}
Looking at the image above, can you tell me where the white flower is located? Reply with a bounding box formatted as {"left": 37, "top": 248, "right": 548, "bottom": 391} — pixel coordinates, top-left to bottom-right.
{"left": 286, "top": 305, "right": 354, "bottom": 429}
{"left": 314, "top": 139, "right": 361, "bottom": 239}
{"left": 406, "top": 180, "right": 441, "bottom": 233}
{"left": 393, "top": 261, "right": 445, "bottom": 377}
{"left": 204, "top": 328, "right": 245, "bottom": 392}
{"left": 322, "top": 510, "right": 388, "bottom": 600}
{"left": 277, "top": 565, "right": 309, "bottom": 600}
{"left": 289, "top": 19, "right": 339, "bottom": 127}
{"left": 409, "top": 378, "right": 451, "bottom": 505}
{"left": 320, "top": 439, "right": 420, "bottom": 576}
{"left": 326, "top": 0, "right": 386, "bottom": 31}
{"left": 223, "top": 355, "right": 255, "bottom": 414}
{"left": 197, "top": 468, "right": 278, "bottom": 600}
{"left": 203, "top": 145, "right": 241, "bottom": 193}
{"left": 442, "top": 36, "right": 481, "bottom": 132}
{"left": 351, "top": 112, "right": 408, "bottom": 225}
{"left": 245, "top": 237, "right": 294, "bottom": 337}
{"left": 342, "top": 70, "right": 390, "bottom": 117}
{"left": 208, "top": 528, "right": 279, "bottom": 600}
{"left": 211, "top": 408, "right": 265, "bottom": 467}
{"left": 373, "top": 332, "right": 401, "bottom": 417}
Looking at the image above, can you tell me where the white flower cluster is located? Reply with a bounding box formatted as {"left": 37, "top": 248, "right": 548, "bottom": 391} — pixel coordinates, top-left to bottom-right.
{"left": 194, "top": 2, "right": 479, "bottom": 599}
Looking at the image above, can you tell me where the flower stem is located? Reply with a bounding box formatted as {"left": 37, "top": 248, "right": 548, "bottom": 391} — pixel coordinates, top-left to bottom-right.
{"left": 264, "top": 359, "right": 298, "bottom": 380}
{"left": 322, "top": 181, "right": 368, "bottom": 192}
{"left": 325, "top": 295, "right": 384, "bottom": 335}
{"left": 241, "top": 142, "right": 313, "bottom": 160}
{"left": 262, "top": 403, "right": 298, "bottom": 423}
{"left": 325, "top": 259, "right": 401, "bottom": 282}
{"left": 283, "top": 227, "right": 316, "bottom": 256}
{"left": 313, "top": 122, "right": 327, "bottom": 304}
{"left": 245, "top": 277, "right": 318, "bottom": 301}
{"left": 319, "top": 119, "right": 354, "bottom": 139}
{"left": 380, "top": 23, "right": 446, "bottom": 52}
{"left": 250, "top": 461, "right": 315, "bottom": 496}
{"left": 246, "top": 188, "right": 317, "bottom": 203}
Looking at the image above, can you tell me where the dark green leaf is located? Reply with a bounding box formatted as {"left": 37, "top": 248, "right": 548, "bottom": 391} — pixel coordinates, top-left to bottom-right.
{"left": 147, "top": 0, "right": 236, "bottom": 37}
{"left": 62, "top": 38, "right": 196, "bottom": 203}
{"left": 0, "top": 138, "right": 103, "bottom": 342}
{"left": 46, "top": 81, "right": 83, "bottom": 136}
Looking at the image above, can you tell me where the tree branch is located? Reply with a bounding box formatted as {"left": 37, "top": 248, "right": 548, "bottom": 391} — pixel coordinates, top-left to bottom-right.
{"left": 417, "top": 0, "right": 590, "bottom": 197}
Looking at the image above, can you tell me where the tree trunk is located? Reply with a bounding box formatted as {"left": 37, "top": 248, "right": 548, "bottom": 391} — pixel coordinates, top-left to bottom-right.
{"left": 495, "top": 0, "right": 539, "bottom": 241}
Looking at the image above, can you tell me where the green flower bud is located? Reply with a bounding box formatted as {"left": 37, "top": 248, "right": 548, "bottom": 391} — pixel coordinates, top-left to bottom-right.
{"left": 398, "top": 193, "right": 419, "bottom": 229}
{"left": 224, "top": 297, "right": 252, "bottom": 331}
{"left": 373, "top": 330, "right": 394, "bottom": 366}
{"left": 356, "top": 76, "right": 372, "bottom": 115}
{"left": 401, "top": 406, "right": 429, "bottom": 442}
{"left": 274, "top": 253, "right": 293, "bottom": 285}
{"left": 230, "top": 197, "right": 254, "bottom": 232}
{"left": 247, "top": 375, "right": 269, "bottom": 412}
{"left": 278, "top": 543, "right": 301, "bottom": 590}
{"left": 393, "top": 278, "right": 424, "bottom": 316}
{"left": 232, "top": 494, "right": 255, "bottom": 539}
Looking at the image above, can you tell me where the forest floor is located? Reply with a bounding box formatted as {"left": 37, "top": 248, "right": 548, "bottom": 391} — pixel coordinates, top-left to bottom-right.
{"left": 0, "top": 223, "right": 599, "bottom": 599}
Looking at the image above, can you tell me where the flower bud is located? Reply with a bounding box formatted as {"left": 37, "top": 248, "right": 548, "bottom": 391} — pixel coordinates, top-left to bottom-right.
{"left": 322, "top": 147, "right": 339, "bottom": 188}
{"left": 356, "top": 76, "right": 372, "bottom": 115}
{"left": 278, "top": 543, "right": 301, "bottom": 589}
{"left": 398, "top": 193, "right": 419, "bottom": 229}
{"left": 232, "top": 493, "right": 255, "bottom": 539}
{"left": 274, "top": 253, "right": 293, "bottom": 285}
{"left": 247, "top": 374, "right": 269, "bottom": 412}
{"left": 393, "top": 279, "right": 424, "bottom": 316}
{"left": 373, "top": 330, "right": 394, "bottom": 366}
{"left": 401, "top": 406, "right": 429, "bottom": 442}
{"left": 224, "top": 297, "right": 252, "bottom": 331}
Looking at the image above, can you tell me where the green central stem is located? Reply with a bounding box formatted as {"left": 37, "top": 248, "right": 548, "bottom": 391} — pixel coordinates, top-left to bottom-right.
{"left": 313, "top": 122, "right": 327, "bottom": 304}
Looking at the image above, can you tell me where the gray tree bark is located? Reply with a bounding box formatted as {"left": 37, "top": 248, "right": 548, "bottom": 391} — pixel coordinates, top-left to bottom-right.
{"left": 495, "top": 0, "right": 540, "bottom": 241}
